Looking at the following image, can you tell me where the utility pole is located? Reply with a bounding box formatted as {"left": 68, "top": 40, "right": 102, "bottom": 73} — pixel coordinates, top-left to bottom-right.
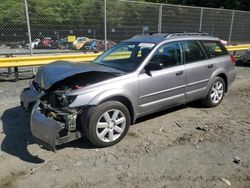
{"left": 104, "top": 0, "right": 107, "bottom": 50}
{"left": 24, "top": 0, "right": 35, "bottom": 76}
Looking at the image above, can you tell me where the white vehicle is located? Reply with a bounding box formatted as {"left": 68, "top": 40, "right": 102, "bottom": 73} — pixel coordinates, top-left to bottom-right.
{"left": 25, "top": 39, "right": 41, "bottom": 49}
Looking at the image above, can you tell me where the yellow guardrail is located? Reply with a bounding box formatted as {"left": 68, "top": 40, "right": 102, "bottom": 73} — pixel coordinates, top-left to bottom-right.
{"left": 0, "top": 53, "right": 102, "bottom": 68}
{"left": 0, "top": 44, "right": 250, "bottom": 68}
{"left": 226, "top": 44, "right": 250, "bottom": 52}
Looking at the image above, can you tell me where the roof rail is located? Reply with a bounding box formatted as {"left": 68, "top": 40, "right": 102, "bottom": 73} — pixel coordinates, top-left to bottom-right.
{"left": 132, "top": 32, "right": 169, "bottom": 38}
{"left": 166, "top": 32, "right": 210, "bottom": 38}
{"left": 131, "top": 32, "right": 210, "bottom": 39}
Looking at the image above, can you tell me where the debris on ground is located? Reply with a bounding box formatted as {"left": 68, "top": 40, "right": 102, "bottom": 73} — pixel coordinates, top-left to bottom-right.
{"left": 233, "top": 156, "right": 241, "bottom": 164}
{"left": 73, "top": 161, "right": 82, "bottom": 166}
{"left": 196, "top": 125, "right": 209, "bottom": 132}
{"left": 220, "top": 177, "right": 232, "bottom": 186}
{"left": 175, "top": 122, "right": 183, "bottom": 129}
{"left": 195, "top": 145, "right": 201, "bottom": 149}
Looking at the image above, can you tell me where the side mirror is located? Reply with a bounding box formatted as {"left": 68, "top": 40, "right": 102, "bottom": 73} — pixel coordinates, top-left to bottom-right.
{"left": 145, "top": 61, "right": 163, "bottom": 71}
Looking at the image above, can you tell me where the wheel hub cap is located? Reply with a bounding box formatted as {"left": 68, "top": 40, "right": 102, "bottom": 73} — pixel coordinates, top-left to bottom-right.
{"left": 108, "top": 121, "right": 116, "bottom": 129}
{"left": 210, "top": 81, "right": 224, "bottom": 104}
{"left": 96, "top": 109, "right": 126, "bottom": 142}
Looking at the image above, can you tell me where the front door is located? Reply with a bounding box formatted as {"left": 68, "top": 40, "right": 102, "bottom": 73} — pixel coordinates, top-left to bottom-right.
{"left": 138, "top": 41, "right": 186, "bottom": 114}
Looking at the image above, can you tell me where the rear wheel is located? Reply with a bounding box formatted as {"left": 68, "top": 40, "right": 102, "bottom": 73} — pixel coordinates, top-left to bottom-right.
{"left": 201, "top": 77, "right": 225, "bottom": 107}
{"left": 83, "top": 101, "right": 130, "bottom": 147}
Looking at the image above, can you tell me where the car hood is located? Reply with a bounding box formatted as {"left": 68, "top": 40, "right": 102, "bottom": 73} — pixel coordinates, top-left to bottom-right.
{"left": 35, "top": 61, "right": 124, "bottom": 90}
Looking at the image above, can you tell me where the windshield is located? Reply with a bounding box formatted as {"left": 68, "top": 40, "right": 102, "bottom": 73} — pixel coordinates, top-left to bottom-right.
{"left": 93, "top": 42, "right": 155, "bottom": 72}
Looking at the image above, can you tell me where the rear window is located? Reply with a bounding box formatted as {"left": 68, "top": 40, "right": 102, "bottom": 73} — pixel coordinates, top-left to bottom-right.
{"left": 201, "top": 41, "right": 228, "bottom": 58}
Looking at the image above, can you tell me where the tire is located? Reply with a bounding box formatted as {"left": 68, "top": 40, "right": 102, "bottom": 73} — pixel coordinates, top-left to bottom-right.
{"left": 201, "top": 77, "right": 225, "bottom": 107}
{"left": 82, "top": 101, "right": 130, "bottom": 147}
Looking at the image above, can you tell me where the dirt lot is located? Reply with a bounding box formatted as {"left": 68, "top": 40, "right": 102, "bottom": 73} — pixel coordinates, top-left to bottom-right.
{"left": 0, "top": 64, "right": 250, "bottom": 188}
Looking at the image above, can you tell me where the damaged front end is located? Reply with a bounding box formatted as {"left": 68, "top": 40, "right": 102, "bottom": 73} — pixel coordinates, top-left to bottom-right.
{"left": 30, "top": 68, "right": 122, "bottom": 151}
{"left": 31, "top": 88, "right": 83, "bottom": 151}
{"left": 30, "top": 75, "right": 87, "bottom": 151}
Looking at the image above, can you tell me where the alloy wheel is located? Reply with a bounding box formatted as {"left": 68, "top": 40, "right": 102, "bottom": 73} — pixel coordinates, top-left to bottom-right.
{"left": 96, "top": 109, "right": 126, "bottom": 142}
{"left": 210, "top": 81, "right": 224, "bottom": 104}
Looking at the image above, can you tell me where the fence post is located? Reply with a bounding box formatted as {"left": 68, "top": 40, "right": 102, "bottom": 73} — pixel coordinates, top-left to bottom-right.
{"left": 24, "top": 0, "right": 35, "bottom": 76}
{"left": 158, "top": 4, "right": 162, "bottom": 33}
{"left": 104, "top": 0, "right": 107, "bottom": 51}
{"left": 228, "top": 10, "right": 235, "bottom": 45}
{"left": 199, "top": 8, "right": 203, "bottom": 32}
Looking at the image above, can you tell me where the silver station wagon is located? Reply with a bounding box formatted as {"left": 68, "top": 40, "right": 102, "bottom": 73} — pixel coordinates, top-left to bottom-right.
{"left": 20, "top": 32, "right": 236, "bottom": 150}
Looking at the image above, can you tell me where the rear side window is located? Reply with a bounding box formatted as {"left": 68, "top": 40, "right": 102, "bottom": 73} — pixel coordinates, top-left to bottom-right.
{"left": 181, "top": 41, "right": 206, "bottom": 63}
{"left": 201, "top": 41, "right": 228, "bottom": 58}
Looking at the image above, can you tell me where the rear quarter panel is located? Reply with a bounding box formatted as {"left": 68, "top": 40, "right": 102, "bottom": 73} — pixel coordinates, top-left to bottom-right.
{"left": 206, "top": 55, "right": 236, "bottom": 95}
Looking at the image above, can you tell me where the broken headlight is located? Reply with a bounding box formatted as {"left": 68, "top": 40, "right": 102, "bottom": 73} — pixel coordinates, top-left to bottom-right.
{"left": 45, "top": 91, "right": 77, "bottom": 108}
{"left": 55, "top": 94, "right": 77, "bottom": 108}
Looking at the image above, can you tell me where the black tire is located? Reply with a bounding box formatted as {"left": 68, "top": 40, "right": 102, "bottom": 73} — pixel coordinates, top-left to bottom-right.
{"left": 201, "top": 77, "right": 225, "bottom": 107}
{"left": 81, "top": 101, "right": 130, "bottom": 147}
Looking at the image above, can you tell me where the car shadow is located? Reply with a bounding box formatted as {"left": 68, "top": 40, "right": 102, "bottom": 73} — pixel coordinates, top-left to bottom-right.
{"left": 0, "top": 102, "right": 206, "bottom": 156}
{"left": 56, "top": 137, "right": 94, "bottom": 150}
{"left": 1, "top": 106, "right": 100, "bottom": 157}
{"left": 1, "top": 106, "right": 44, "bottom": 163}
{"left": 134, "top": 102, "right": 204, "bottom": 124}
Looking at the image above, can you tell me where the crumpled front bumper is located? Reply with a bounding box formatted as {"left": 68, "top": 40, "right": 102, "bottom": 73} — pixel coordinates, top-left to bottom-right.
{"left": 20, "top": 87, "right": 38, "bottom": 109}
{"left": 30, "top": 102, "right": 81, "bottom": 151}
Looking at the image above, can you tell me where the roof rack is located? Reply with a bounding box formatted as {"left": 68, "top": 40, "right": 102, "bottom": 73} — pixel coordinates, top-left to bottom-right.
{"left": 131, "top": 32, "right": 210, "bottom": 39}
{"left": 166, "top": 32, "right": 210, "bottom": 38}
{"left": 132, "top": 32, "right": 169, "bottom": 38}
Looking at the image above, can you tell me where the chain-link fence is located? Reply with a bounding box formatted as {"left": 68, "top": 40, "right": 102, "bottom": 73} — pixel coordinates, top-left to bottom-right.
{"left": 1, "top": 0, "right": 250, "bottom": 56}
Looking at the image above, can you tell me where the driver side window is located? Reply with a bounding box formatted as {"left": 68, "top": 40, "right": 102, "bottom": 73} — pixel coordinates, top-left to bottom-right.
{"left": 150, "top": 42, "right": 182, "bottom": 68}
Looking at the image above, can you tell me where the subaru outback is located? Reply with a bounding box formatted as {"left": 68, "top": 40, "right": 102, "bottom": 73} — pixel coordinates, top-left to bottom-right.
{"left": 20, "top": 32, "right": 236, "bottom": 150}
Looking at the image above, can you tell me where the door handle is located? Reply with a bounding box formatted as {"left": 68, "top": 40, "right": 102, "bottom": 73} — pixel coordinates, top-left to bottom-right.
{"left": 176, "top": 71, "right": 183, "bottom": 76}
{"left": 208, "top": 64, "right": 214, "bottom": 69}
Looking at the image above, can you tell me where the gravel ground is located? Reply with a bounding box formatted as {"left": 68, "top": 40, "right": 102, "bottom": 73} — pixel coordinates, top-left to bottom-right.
{"left": 0, "top": 63, "right": 250, "bottom": 188}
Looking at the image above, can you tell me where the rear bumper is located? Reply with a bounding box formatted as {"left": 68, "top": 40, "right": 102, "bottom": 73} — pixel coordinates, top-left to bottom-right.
{"left": 30, "top": 102, "right": 82, "bottom": 151}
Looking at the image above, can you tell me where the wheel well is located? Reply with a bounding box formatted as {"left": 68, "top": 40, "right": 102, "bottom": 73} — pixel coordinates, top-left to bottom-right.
{"left": 102, "top": 96, "right": 134, "bottom": 124}
{"left": 217, "top": 73, "right": 228, "bottom": 92}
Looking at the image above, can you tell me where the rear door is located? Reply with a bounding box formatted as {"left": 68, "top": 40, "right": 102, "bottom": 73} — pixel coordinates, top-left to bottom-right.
{"left": 181, "top": 40, "right": 215, "bottom": 100}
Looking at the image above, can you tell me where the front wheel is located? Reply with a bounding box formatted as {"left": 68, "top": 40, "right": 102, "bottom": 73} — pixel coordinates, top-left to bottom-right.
{"left": 201, "top": 77, "right": 225, "bottom": 107}
{"left": 83, "top": 101, "right": 130, "bottom": 147}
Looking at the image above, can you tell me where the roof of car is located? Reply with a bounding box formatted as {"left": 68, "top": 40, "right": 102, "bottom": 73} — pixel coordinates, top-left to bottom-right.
{"left": 124, "top": 32, "right": 219, "bottom": 44}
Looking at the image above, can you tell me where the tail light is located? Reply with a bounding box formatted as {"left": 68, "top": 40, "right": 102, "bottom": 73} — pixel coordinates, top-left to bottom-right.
{"left": 230, "top": 55, "right": 236, "bottom": 65}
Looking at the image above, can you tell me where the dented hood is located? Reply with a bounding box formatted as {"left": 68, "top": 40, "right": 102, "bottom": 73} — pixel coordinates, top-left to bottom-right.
{"left": 35, "top": 61, "right": 124, "bottom": 90}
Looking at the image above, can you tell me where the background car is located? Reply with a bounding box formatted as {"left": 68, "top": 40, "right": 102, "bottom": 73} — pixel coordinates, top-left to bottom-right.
{"left": 81, "top": 39, "right": 98, "bottom": 52}
{"left": 242, "top": 49, "right": 250, "bottom": 63}
{"left": 25, "top": 38, "right": 41, "bottom": 49}
{"left": 37, "top": 37, "right": 55, "bottom": 49}
{"left": 72, "top": 37, "right": 89, "bottom": 50}
{"left": 96, "top": 40, "right": 116, "bottom": 51}
{"left": 55, "top": 38, "right": 73, "bottom": 49}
